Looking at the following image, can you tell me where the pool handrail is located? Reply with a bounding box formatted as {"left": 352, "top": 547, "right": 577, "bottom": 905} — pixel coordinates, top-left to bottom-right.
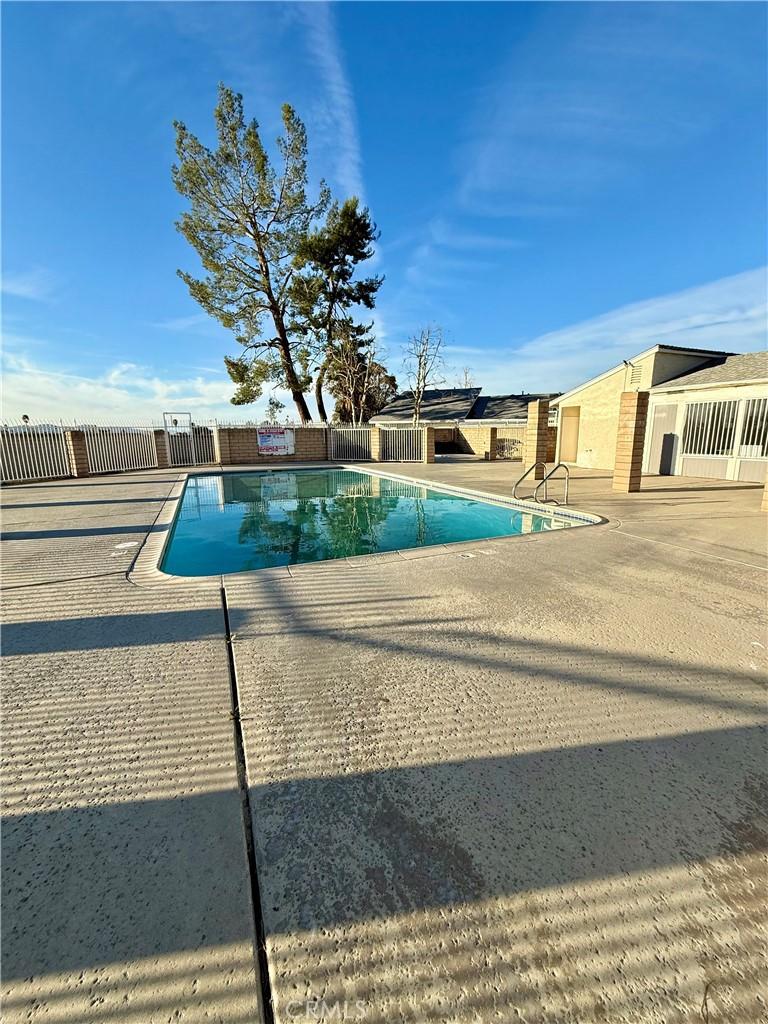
{"left": 534, "top": 462, "right": 570, "bottom": 505}
{"left": 513, "top": 462, "right": 547, "bottom": 500}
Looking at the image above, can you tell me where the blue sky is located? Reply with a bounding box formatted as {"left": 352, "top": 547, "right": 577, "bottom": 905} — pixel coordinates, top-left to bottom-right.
{"left": 2, "top": 1, "right": 766, "bottom": 421}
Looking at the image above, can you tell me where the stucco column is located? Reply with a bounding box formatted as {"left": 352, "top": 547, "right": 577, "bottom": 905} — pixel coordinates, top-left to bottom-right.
{"left": 524, "top": 399, "right": 550, "bottom": 479}
{"left": 64, "top": 430, "right": 89, "bottom": 477}
{"left": 613, "top": 391, "right": 649, "bottom": 493}
{"left": 423, "top": 427, "right": 435, "bottom": 463}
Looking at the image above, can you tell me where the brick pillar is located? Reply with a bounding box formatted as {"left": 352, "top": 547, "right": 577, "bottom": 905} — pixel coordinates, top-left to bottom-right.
{"left": 423, "top": 427, "right": 435, "bottom": 463}
{"left": 153, "top": 429, "right": 170, "bottom": 469}
{"left": 485, "top": 426, "right": 497, "bottom": 461}
{"left": 613, "top": 391, "right": 649, "bottom": 493}
{"left": 217, "top": 428, "right": 233, "bottom": 465}
{"left": 524, "top": 399, "right": 550, "bottom": 479}
{"left": 64, "top": 430, "right": 89, "bottom": 477}
{"left": 370, "top": 426, "right": 381, "bottom": 462}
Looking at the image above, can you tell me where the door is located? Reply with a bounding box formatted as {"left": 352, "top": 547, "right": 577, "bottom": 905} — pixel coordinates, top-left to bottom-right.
{"left": 647, "top": 404, "right": 678, "bottom": 475}
{"left": 560, "top": 407, "right": 580, "bottom": 462}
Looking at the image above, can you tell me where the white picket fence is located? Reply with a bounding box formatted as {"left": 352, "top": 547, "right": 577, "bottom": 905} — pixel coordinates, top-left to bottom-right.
{"left": 328, "top": 426, "right": 372, "bottom": 461}
{"left": 82, "top": 424, "right": 158, "bottom": 474}
{"left": 1, "top": 423, "right": 71, "bottom": 483}
{"left": 379, "top": 427, "right": 424, "bottom": 462}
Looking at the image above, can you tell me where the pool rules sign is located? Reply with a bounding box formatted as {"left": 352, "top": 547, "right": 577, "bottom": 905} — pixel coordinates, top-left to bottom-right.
{"left": 257, "top": 427, "right": 295, "bottom": 456}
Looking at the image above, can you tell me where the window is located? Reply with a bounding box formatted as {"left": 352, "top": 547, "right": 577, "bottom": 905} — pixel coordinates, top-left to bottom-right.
{"left": 739, "top": 397, "right": 768, "bottom": 458}
{"left": 681, "top": 400, "right": 738, "bottom": 456}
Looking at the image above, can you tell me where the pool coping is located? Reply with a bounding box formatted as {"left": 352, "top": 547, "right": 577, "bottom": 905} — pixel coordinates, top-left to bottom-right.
{"left": 128, "top": 462, "right": 608, "bottom": 588}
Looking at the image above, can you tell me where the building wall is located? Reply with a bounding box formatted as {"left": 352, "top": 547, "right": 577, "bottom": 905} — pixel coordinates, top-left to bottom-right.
{"left": 649, "top": 351, "right": 721, "bottom": 387}
{"left": 457, "top": 425, "right": 497, "bottom": 459}
{"left": 555, "top": 367, "right": 625, "bottom": 469}
{"left": 554, "top": 349, "right": 723, "bottom": 470}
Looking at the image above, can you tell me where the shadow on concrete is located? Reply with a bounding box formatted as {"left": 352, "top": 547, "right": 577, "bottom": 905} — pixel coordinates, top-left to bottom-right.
{"left": 639, "top": 480, "right": 762, "bottom": 494}
{"left": 2, "top": 606, "right": 222, "bottom": 653}
{"left": 4, "top": 477, "right": 182, "bottom": 490}
{"left": 2, "top": 723, "right": 765, "bottom": 984}
{"left": 1, "top": 497, "right": 171, "bottom": 510}
{"left": 4, "top": 605, "right": 766, "bottom": 722}
{"left": 1, "top": 523, "right": 167, "bottom": 541}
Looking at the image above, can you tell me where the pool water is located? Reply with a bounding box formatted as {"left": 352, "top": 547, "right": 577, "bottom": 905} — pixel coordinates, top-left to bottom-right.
{"left": 161, "top": 469, "right": 579, "bottom": 576}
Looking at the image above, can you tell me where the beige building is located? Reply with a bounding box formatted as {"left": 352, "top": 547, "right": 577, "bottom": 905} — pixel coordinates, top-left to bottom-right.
{"left": 551, "top": 345, "right": 768, "bottom": 481}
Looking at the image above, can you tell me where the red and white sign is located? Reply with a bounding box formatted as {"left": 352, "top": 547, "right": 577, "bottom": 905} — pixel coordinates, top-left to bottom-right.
{"left": 257, "top": 427, "right": 295, "bottom": 456}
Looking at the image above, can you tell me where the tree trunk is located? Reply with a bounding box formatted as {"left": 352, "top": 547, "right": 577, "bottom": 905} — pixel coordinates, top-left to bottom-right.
{"left": 274, "top": 322, "right": 312, "bottom": 423}
{"left": 314, "top": 360, "right": 329, "bottom": 423}
{"left": 291, "top": 389, "right": 312, "bottom": 424}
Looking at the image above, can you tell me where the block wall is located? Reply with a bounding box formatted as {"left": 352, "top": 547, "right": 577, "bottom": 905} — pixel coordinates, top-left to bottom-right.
{"left": 217, "top": 427, "right": 328, "bottom": 465}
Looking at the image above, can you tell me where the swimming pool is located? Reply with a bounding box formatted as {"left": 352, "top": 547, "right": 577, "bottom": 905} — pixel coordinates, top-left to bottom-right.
{"left": 160, "top": 469, "right": 592, "bottom": 576}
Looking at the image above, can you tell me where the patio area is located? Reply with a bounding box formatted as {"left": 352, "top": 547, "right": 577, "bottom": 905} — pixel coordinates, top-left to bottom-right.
{"left": 2, "top": 463, "right": 766, "bottom": 1023}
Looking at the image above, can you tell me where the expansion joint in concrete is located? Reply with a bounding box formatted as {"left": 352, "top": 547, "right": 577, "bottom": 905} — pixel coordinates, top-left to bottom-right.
{"left": 220, "top": 584, "right": 274, "bottom": 1024}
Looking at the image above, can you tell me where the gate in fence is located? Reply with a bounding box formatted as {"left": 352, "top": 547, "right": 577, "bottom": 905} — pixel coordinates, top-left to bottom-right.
{"left": 380, "top": 427, "right": 424, "bottom": 462}
{"left": 328, "top": 426, "right": 372, "bottom": 461}
{"left": 162, "top": 413, "right": 218, "bottom": 467}
{"left": 0, "top": 422, "right": 70, "bottom": 483}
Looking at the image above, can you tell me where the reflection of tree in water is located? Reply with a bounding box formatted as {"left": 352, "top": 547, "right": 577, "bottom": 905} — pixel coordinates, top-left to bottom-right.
{"left": 414, "top": 497, "right": 427, "bottom": 547}
{"left": 316, "top": 493, "right": 401, "bottom": 556}
{"left": 238, "top": 498, "right": 324, "bottom": 565}
{"left": 234, "top": 470, "right": 406, "bottom": 564}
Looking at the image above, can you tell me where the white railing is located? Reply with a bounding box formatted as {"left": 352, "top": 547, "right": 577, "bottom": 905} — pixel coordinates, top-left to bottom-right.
{"left": 165, "top": 425, "right": 218, "bottom": 467}
{"left": 739, "top": 397, "right": 768, "bottom": 457}
{"left": 82, "top": 423, "right": 158, "bottom": 474}
{"left": 1, "top": 422, "right": 70, "bottom": 483}
{"left": 193, "top": 425, "right": 218, "bottom": 464}
{"left": 682, "top": 400, "right": 739, "bottom": 457}
{"left": 329, "top": 426, "right": 372, "bottom": 461}
{"left": 380, "top": 427, "right": 424, "bottom": 462}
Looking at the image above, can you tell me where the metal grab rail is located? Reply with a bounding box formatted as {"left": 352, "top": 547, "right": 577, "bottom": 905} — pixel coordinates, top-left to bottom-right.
{"left": 534, "top": 462, "right": 570, "bottom": 505}
{"left": 513, "top": 462, "right": 547, "bottom": 500}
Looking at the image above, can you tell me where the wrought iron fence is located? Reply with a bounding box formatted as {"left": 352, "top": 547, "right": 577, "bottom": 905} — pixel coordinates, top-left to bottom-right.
{"left": 328, "top": 426, "right": 372, "bottom": 461}
{"left": 81, "top": 423, "right": 158, "bottom": 474}
{"left": 0, "top": 422, "right": 70, "bottom": 483}
{"left": 379, "top": 427, "right": 424, "bottom": 462}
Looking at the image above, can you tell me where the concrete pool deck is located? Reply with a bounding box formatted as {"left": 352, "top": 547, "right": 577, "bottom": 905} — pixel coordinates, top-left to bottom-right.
{"left": 2, "top": 463, "right": 766, "bottom": 1023}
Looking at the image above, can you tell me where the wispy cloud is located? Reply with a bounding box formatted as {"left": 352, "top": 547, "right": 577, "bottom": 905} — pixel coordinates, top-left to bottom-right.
{"left": 296, "top": 2, "right": 365, "bottom": 202}
{"left": 148, "top": 312, "right": 211, "bottom": 332}
{"left": 2, "top": 268, "right": 56, "bottom": 301}
{"left": 437, "top": 268, "right": 768, "bottom": 394}
{"left": 428, "top": 218, "right": 526, "bottom": 252}
{"left": 1, "top": 349, "right": 293, "bottom": 422}
{"left": 458, "top": 4, "right": 765, "bottom": 214}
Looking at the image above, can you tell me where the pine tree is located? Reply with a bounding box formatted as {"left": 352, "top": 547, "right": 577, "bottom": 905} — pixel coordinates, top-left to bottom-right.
{"left": 172, "top": 85, "right": 329, "bottom": 422}
{"left": 291, "top": 198, "right": 382, "bottom": 421}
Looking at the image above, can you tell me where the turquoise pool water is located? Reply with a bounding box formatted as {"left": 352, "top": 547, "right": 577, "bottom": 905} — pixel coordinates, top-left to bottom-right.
{"left": 161, "top": 469, "right": 577, "bottom": 576}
